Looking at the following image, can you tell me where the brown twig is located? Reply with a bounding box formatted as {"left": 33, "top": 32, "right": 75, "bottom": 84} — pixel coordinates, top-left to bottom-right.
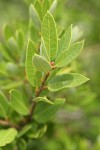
{"left": 0, "top": 65, "right": 55, "bottom": 130}
{"left": 29, "top": 72, "right": 50, "bottom": 116}
{"left": 0, "top": 119, "right": 10, "bottom": 126}
{"left": 0, "top": 119, "right": 20, "bottom": 130}
{"left": 35, "top": 72, "right": 50, "bottom": 97}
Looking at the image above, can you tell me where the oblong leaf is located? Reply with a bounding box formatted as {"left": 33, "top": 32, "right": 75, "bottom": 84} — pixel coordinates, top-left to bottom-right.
{"left": 29, "top": 24, "right": 39, "bottom": 44}
{"left": 6, "top": 62, "right": 18, "bottom": 76}
{"left": 0, "top": 62, "right": 7, "bottom": 76}
{"left": 0, "top": 92, "right": 10, "bottom": 118}
{"left": 6, "top": 37, "right": 20, "bottom": 56}
{"left": 34, "top": 98, "right": 65, "bottom": 123}
{"left": 49, "top": 0, "right": 57, "bottom": 13}
{"left": 18, "top": 124, "right": 32, "bottom": 138}
{"left": 16, "top": 30, "right": 24, "bottom": 49}
{"left": 0, "top": 43, "right": 13, "bottom": 62}
{"left": 10, "top": 89, "right": 29, "bottom": 115}
{"left": 18, "top": 139, "right": 27, "bottom": 150}
{"left": 34, "top": 0, "right": 42, "bottom": 21}
{"left": 29, "top": 4, "right": 41, "bottom": 29}
{"left": 48, "top": 73, "right": 89, "bottom": 91}
{"left": 6, "top": 37, "right": 20, "bottom": 62}
{"left": 25, "top": 40, "right": 37, "bottom": 86}
{"left": 32, "top": 54, "right": 52, "bottom": 73}
{"left": 0, "top": 81, "right": 23, "bottom": 90}
{"left": 27, "top": 124, "right": 47, "bottom": 138}
{"left": 40, "top": 38, "right": 50, "bottom": 61}
{"left": 42, "top": 0, "right": 50, "bottom": 18}
{"left": 55, "top": 40, "right": 84, "bottom": 67}
{"left": 56, "top": 25, "right": 72, "bottom": 58}
{"left": 41, "top": 11, "right": 58, "bottom": 60}
{"left": 0, "top": 128, "right": 17, "bottom": 147}
{"left": 3, "top": 24, "right": 13, "bottom": 41}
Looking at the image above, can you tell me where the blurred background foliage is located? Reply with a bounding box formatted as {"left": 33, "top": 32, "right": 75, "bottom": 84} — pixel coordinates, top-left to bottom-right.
{"left": 0, "top": 0, "right": 100, "bottom": 149}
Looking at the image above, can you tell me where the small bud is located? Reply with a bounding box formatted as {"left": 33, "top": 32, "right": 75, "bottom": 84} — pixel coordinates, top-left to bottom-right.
{"left": 50, "top": 61, "right": 55, "bottom": 66}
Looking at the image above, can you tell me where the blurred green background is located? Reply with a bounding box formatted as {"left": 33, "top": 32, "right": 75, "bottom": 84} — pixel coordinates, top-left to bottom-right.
{"left": 0, "top": 0, "right": 100, "bottom": 149}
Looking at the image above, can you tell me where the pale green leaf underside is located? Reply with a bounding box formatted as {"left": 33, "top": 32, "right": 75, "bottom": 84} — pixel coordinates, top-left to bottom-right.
{"left": 33, "top": 97, "right": 53, "bottom": 104}
{"left": 41, "top": 11, "right": 58, "bottom": 60}
{"left": 41, "top": 38, "right": 50, "bottom": 61}
{"left": 56, "top": 25, "right": 72, "bottom": 58}
{"left": 48, "top": 73, "right": 89, "bottom": 91}
{"left": 29, "top": 4, "right": 41, "bottom": 29}
{"left": 49, "top": 0, "right": 57, "bottom": 13}
{"left": 26, "top": 40, "right": 37, "bottom": 86}
{"left": 10, "top": 89, "right": 29, "bottom": 115}
{"left": 34, "top": 98, "right": 65, "bottom": 123}
{"left": 55, "top": 41, "right": 84, "bottom": 67}
{"left": 33, "top": 54, "right": 51, "bottom": 73}
{"left": 0, "top": 128, "right": 17, "bottom": 147}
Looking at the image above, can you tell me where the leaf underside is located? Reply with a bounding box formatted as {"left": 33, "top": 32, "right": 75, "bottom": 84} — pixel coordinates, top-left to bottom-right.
{"left": 48, "top": 73, "right": 89, "bottom": 91}
{"left": 41, "top": 11, "right": 58, "bottom": 60}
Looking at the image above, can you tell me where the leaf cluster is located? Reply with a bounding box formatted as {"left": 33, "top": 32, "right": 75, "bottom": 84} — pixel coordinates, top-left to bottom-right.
{"left": 0, "top": 0, "right": 89, "bottom": 148}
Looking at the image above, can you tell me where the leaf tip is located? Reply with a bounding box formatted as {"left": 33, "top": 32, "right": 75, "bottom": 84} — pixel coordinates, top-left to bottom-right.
{"left": 9, "top": 89, "right": 14, "bottom": 94}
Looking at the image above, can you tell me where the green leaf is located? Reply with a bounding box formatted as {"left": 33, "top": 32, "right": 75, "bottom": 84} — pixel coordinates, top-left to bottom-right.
{"left": 72, "top": 26, "right": 83, "bottom": 42}
{"left": 25, "top": 40, "right": 37, "bottom": 86}
{"left": 27, "top": 122, "right": 38, "bottom": 138}
{"left": 29, "top": 24, "right": 40, "bottom": 44}
{"left": 3, "top": 24, "right": 13, "bottom": 41}
{"left": 18, "top": 125, "right": 32, "bottom": 138}
{"left": 40, "top": 38, "right": 50, "bottom": 61}
{"left": 10, "top": 89, "right": 29, "bottom": 115}
{"left": 6, "top": 62, "right": 18, "bottom": 76}
{"left": 48, "top": 73, "right": 89, "bottom": 91}
{"left": 35, "top": 125, "right": 47, "bottom": 138}
{"left": 0, "top": 43, "right": 14, "bottom": 62}
{"left": 0, "top": 128, "right": 17, "bottom": 147}
{"left": 18, "top": 139, "right": 27, "bottom": 150}
{"left": 56, "top": 25, "right": 72, "bottom": 58}
{"left": 41, "top": 11, "right": 58, "bottom": 60}
{"left": 49, "top": 0, "right": 57, "bottom": 13}
{"left": 34, "top": 98, "right": 65, "bottom": 123}
{"left": 32, "top": 54, "right": 51, "bottom": 73}
{"left": 29, "top": 4, "right": 41, "bottom": 29}
{"left": 28, "top": 124, "right": 47, "bottom": 138}
{"left": 55, "top": 40, "right": 84, "bottom": 67}
{"left": 42, "top": 0, "right": 50, "bottom": 17}
{"left": 35, "top": 72, "right": 42, "bottom": 87}
{"left": 0, "top": 62, "right": 8, "bottom": 76}
{"left": 6, "top": 37, "right": 20, "bottom": 58}
{"left": 33, "top": 97, "right": 53, "bottom": 104}
{"left": 34, "top": 0, "right": 42, "bottom": 21}
{"left": 0, "top": 92, "right": 10, "bottom": 118}
{"left": 16, "top": 30, "right": 24, "bottom": 49}
{"left": 0, "top": 81, "right": 23, "bottom": 90}
{"left": 34, "top": 71, "right": 42, "bottom": 87}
